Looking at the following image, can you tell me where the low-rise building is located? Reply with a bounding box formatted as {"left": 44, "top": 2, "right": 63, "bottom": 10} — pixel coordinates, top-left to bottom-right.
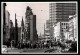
{"left": 69, "top": 14, "right": 77, "bottom": 41}
{"left": 53, "top": 22, "right": 61, "bottom": 41}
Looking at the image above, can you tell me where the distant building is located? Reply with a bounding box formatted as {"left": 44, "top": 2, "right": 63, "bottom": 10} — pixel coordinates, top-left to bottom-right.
{"left": 25, "top": 6, "right": 33, "bottom": 41}
{"left": 5, "top": 10, "right": 10, "bottom": 39}
{"left": 10, "top": 20, "right": 14, "bottom": 41}
{"left": 46, "top": 20, "right": 51, "bottom": 29}
{"left": 3, "top": 10, "right": 10, "bottom": 45}
{"left": 14, "top": 14, "right": 18, "bottom": 47}
{"left": 25, "top": 6, "right": 38, "bottom": 43}
{"left": 18, "top": 27, "right": 21, "bottom": 43}
{"left": 30, "top": 15, "right": 37, "bottom": 42}
{"left": 21, "top": 17, "right": 26, "bottom": 43}
{"left": 45, "top": 28, "right": 50, "bottom": 38}
{"left": 3, "top": 3, "right": 7, "bottom": 45}
{"left": 10, "top": 20, "right": 13, "bottom": 28}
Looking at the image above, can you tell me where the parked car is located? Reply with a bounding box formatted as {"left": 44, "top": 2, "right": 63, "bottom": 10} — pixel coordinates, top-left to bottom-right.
{"left": 2, "top": 45, "right": 8, "bottom": 53}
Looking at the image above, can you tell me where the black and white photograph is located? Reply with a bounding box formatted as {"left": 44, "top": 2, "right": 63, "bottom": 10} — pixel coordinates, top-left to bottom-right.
{"left": 1, "top": 2, "right": 78, "bottom": 54}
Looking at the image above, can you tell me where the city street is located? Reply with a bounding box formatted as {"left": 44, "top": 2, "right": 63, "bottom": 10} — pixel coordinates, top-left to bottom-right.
{"left": 5, "top": 46, "right": 61, "bottom": 53}
{"left": 2, "top": 2, "right": 77, "bottom": 54}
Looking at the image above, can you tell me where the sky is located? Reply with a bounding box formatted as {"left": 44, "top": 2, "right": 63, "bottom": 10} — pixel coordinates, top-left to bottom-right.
{"left": 5, "top": 2, "right": 49, "bottom": 36}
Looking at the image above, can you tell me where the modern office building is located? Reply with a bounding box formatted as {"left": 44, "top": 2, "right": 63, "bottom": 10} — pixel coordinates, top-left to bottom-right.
{"left": 25, "top": 6, "right": 33, "bottom": 41}
{"left": 3, "top": 10, "right": 10, "bottom": 45}
{"left": 30, "top": 15, "right": 37, "bottom": 42}
{"left": 49, "top": 2, "right": 77, "bottom": 39}
{"left": 25, "top": 6, "right": 38, "bottom": 43}
{"left": 49, "top": 3, "right": 76, "bottom": 22}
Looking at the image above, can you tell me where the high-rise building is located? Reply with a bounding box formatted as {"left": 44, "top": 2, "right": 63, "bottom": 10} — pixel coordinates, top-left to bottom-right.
{"left": 25, "top": 6, "right": 33, "bottom": 41}
{"left": 3, "top": 10, "right": 11, "bottom": 46}
{"left": 3, "top": 3, "right": 7, "bottom": 45}
{"left": 25, "top": 6, "right": 38, "bottom": 43}
{"left": 5, "top": 11, "right": 10, "bottom": 40}
{"left": 49, "top": 2, "right": 77, "bottom": 39}
{"left": 49, "top": 3, "right": 76, "bottom": 22}
{"left": 30, "top": 15, "right": 37, "bottom": 42}
{"left": 15, "top": 13, "right": 18, "bottom": 47}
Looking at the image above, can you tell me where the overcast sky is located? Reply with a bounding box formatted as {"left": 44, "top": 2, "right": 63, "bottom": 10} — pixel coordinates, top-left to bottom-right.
{"left": 5, "top": 2, "right": 49, "bottom": 35}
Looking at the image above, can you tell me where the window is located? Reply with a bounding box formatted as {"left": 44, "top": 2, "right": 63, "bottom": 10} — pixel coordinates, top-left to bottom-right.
{"left": 61, "top": 23, "right": 63, "bottom": 25}
{"left": 64, "top": 23, "right": 65, "bottom": 25}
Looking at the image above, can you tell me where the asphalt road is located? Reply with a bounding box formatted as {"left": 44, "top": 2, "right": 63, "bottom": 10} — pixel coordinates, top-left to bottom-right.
{"left": 3, "top": 46, "right": 76, "bottom": 54}
{"left": 6, "top": 48, "right": 52, "bottom": 53}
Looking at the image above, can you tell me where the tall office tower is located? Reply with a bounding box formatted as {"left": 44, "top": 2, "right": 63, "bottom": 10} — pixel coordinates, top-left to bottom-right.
{"left": 3, "top": 10, "right": 10, "bottom": 45}
{"left": 25, "top": 6, "right": 38, "bottom": 42}
{"left": 49, "top": 3, "right": 76, "bottom": 22}
{"left": 30, "top": 15, "right": 37, "bottom": 42}
{"left": 25, "top": 6, "right": 33, "bottom": 41}
{"left": 49, "top": 2, "right": 76, "bottom": 39}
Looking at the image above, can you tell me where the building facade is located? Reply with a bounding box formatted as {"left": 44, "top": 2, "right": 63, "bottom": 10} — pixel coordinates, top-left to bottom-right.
{"left": 25, "top": 6, "right": 38, "bottom": 43}
{"left": 68, "top": 14, "right": 77, "bottom": 41}
{"left": 49, "top": 3, "right": 76, "bottom": 22}
{"left": 5, "top": 11, "right": 10, "bottom": 40}
{"left": 3, "top": 3, "right": 7, "bottom": 43}
{"left": 10, "top": 20, "right": 14, "bottom": 41}
{"left": 53, "top": 22, "right": 61, "bottom": 41}
{"left": 49, "top": 2, "right": 77, "bottom": 40}
{"left": 3, "top": 10, "right": 11, "bottom": 46}
{"left": 14, "top": 14, "right": 18, "bottom": 47}
{"left": 53, "top": 21, "right": 70, "bottom": 41}
{"left": 21, "top": 17, "right": 26, "bottom": 43}
{"left": 30, "top": 15, "right": 37, "bottom": 42}
{"left": 25, "top": 6, "right": 33, "bottom": 41}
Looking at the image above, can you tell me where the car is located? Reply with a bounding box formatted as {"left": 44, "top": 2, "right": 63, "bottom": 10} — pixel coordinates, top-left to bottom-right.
{"left": 2, "top": 45, "right": 8, "bottom": 53}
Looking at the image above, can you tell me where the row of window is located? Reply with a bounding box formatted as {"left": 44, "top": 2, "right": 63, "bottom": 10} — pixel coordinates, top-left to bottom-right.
{"left": 61, "top": 23, "right": 68, "bottom": 25}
